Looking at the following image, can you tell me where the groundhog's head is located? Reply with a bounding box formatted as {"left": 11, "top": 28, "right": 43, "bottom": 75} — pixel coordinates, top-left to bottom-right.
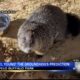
{"left": 17, "top": 21, "right": 50, "bottom": 55}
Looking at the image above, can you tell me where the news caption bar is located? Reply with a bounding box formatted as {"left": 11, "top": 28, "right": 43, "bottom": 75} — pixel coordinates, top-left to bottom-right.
{"left": 0, "top": 62, "right": 80, "bottom": 72}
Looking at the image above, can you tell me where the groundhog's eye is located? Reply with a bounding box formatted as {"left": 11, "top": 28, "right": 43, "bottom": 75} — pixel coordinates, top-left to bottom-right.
{"left": 30, "top": 33, "right": 35, "bottom": 46}
{"left": 24, "top": 37, "right": 26, "bottom": 41}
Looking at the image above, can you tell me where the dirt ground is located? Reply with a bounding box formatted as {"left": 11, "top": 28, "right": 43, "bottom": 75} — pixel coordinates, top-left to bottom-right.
{"left": 0, "top": 0, "right": 80, "bottom": 79}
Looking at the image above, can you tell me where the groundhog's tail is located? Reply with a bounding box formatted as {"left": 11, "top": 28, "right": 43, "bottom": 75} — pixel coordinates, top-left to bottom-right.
{"left": 66, "top": 13, "right": 80, "bottom": 37}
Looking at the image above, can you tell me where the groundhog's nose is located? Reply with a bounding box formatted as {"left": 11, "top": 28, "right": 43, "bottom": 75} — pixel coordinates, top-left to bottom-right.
{"left": 21, "top": 47, "right": 31, "bottom": 54}
{"left": 26, "top": 48, "right": 32, "bottom": 53}
{"left": 27, "top": 49, "right": 32, "bottom": 53}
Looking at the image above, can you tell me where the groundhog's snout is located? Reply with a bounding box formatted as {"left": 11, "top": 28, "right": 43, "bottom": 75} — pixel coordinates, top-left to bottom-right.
{"left": 18, "top": 39, "right": 32, "bottom": 54}
{"left": 18, "top": 30, "right": 33, "bottom": 54}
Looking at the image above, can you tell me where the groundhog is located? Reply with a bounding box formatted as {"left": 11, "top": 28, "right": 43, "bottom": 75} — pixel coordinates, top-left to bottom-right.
{"left": 17, "top": 4, "right": 67, "bottom": 55}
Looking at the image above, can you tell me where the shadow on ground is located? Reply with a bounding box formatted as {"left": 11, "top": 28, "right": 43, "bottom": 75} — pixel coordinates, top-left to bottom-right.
{"left": 2, "top": 19, "right": 25, "bottom": 39}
